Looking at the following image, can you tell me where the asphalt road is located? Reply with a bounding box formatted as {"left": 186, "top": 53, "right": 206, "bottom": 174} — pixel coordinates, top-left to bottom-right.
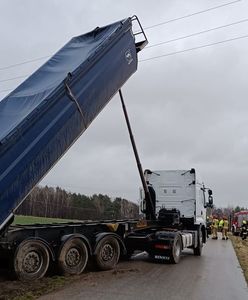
{"left": 39, "top": 235, "right": 248, "bottom": 300}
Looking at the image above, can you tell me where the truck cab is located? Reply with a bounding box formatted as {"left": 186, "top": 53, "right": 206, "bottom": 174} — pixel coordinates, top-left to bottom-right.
{"left": 140, "top": 169, "right": 212, "bottom": 227}
{"left": 125, "top": 169, "right": 214, "bottom": 263}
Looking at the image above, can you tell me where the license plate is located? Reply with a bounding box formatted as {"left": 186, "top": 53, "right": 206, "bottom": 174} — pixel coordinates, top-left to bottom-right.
{"left": 154, "top": 255, "right": 170, "bottom": 261}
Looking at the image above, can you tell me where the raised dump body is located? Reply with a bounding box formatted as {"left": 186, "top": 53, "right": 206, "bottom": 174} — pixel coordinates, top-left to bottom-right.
{"left": 0, "top": 16, "right": 147, "bottom": 234}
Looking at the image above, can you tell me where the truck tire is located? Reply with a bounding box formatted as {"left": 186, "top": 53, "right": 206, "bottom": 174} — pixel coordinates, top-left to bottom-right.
{"left": 14, "top": 240, "right": 50, "bottom": 281}
{"left": 170, "top": 234, "right": 182, "bottom": 264}
{"left": 194, "top": 228, "right": 203, "bottom": 256}
{"left": 94, "top": 236, "right": 120, "bottom": 270}
{"left": 58, "top": 238, "right": 88, "bottom": 275}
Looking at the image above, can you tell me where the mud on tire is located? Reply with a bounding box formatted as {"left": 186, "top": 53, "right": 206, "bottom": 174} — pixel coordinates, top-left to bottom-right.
{"left": 94, "top": 236, "right": 120, "bottom": 270}
{"left": 14, "top": 239, "right": 50, "bottom": 281}
{"left": 58, "top": 238, "right": 88, "bottom": 275}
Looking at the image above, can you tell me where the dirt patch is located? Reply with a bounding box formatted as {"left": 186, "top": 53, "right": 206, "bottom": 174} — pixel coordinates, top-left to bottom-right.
{"left": 0, "top": 272, "right": 73, "bottom": 300}
{"left": 230, "top": 235, "right": 248, "bottom": 284}
{"left": 0, "top": 262, "right": 141, "bottom": 300}
{"left": 111, "top": 267, "right": 139, "bottom": 275}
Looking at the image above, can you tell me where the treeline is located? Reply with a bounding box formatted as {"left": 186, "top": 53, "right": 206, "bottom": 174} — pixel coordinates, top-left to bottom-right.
{"left": 16, "top": 186, "right": 139, "bottom": 220}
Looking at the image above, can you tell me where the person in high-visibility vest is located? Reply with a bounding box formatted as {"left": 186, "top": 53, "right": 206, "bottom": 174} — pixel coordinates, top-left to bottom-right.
{"left": 222, "top": 216, "right": 229, "bottom": 240}
{"left": 219, "top": 218, "right": 224, "bottom": 233}
{"left": 212, "top": 216, "right": 219, "bottom": 239}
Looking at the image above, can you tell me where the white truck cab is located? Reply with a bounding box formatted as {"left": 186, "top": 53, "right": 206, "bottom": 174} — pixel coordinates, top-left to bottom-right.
{"left": 126, "top": 169, "right": 213, "bottom": 263}
{"left": 140, "top": 168, "right": 212, "bottom": 227}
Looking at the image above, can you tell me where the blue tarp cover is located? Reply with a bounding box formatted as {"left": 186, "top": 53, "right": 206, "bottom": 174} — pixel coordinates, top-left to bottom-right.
{"left": 0, "top": 17, "right": 138, "bottom": 231}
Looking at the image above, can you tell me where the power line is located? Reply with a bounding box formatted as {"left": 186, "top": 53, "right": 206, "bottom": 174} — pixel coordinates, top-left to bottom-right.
{"left": 144, "top": 0, "right": 242, "bottom": 30}
{"left": 0, "top": 35, "right": 248, "bottom": 93}
{"left": 1, "top": 34, "right": 247, "bottom": 94}
{"left": 0, "top": 74, "right": 29, "bottom": 83}
{"left": 0, "top": 1, "right": 242, "bottom": 72}
{"left": 145, "top": 18, "right": 248, "bottom": 49}
{"left": 2, "top": 17, "right": 248, "bottom": 85}
{"left": 140, "top": 34, "right": 248, "bottom": 62}
{"left": 0, "top": 55, "right": 51, "bottom": 71}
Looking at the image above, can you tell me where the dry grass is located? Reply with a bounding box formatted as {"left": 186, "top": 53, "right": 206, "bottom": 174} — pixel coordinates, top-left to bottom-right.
{"left": 229, "top": 234, "right": 248, "bottom": 284}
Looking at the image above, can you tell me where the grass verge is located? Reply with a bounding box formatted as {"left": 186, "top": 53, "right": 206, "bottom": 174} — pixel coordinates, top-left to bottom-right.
{"left": 229, "top": 234, "right": 248, "bottom": 284}
{"left": 13, "top": 215, "right": 77, "bottom": 225}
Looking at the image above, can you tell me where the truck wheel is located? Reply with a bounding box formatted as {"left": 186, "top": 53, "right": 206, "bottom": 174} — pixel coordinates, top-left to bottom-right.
{"left": 170, "top": 235, "right": 182, "bottom": 264}
{"left": 94, "top": 236, "right": 120, "bottom": 270}
{"left": 194, "top": 228, "right": 203, "bottom": 256}
{"left": 58, "top": 238, "right": 88, "bottom": 275}
{"left": 14, "top": 240, "right": 50, "bottom": 281}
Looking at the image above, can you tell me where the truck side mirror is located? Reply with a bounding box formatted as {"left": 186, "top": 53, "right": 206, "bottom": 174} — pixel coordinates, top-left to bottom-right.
{"left": 207, "top": 195, "right": 213, "bottom": 208}
{"left": 208, "top": 189, "right": 212, "bottom": 196}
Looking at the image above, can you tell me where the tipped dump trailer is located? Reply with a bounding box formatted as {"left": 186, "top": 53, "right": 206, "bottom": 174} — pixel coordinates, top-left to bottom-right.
{"left": 0, "top": 16, "right": 149, "bottom": 280}
{"left": 0, "top": 16, "right": 146, "bottom": 234}
{"left": 0, "top": 16, "right": 213, "bottom": 282}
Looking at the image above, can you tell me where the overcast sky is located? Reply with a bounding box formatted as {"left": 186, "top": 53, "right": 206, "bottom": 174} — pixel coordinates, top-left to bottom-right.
{"left": 0, "top": 0, "right": 248, "bottom": 208}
